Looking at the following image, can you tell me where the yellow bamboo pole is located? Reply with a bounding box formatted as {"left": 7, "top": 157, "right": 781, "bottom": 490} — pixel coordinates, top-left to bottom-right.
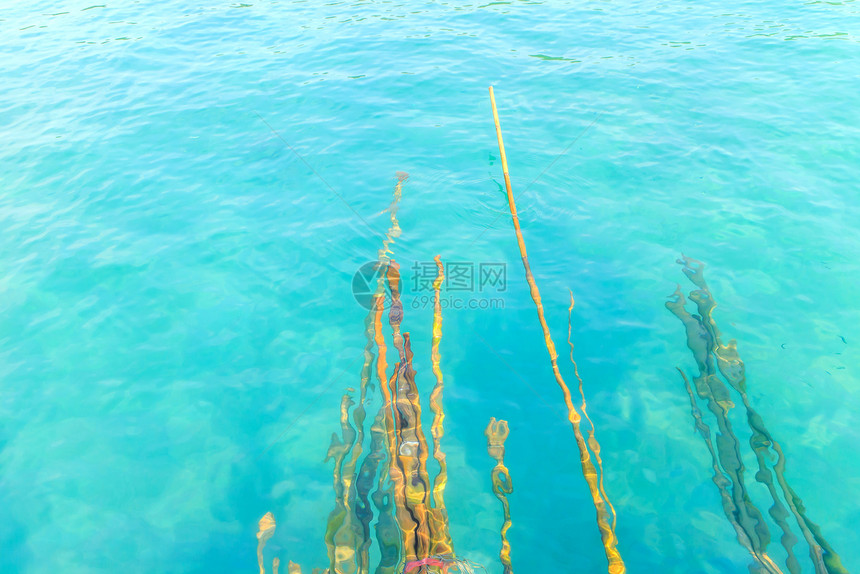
{"left": 488, "top": 86, "right": 625, "bottom": 574}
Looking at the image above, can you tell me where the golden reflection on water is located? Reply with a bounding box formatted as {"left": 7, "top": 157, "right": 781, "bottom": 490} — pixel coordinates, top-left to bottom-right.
{"left": 257, "top": 512, "right": 280, "bottom": 574}
{"left": 485, "top": 418, "right": 514, "bottom": 574}
{"left": 257, "top": 175, "right": 501, "bottom": 573}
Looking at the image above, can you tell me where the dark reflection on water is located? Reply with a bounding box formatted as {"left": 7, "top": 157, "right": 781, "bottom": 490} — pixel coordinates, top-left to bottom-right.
{"left": 668, "top": 255, "right": 848, "bottom": 574}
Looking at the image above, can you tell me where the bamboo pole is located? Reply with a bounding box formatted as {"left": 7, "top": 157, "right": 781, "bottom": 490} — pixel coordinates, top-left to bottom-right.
{"left": 488, "top": 86, "right": 625, "bottom": 574}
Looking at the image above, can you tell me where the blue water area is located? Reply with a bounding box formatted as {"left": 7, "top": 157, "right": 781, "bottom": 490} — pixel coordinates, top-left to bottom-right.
{"left": 2, "top": 0, "right": 859, "bottom": 572}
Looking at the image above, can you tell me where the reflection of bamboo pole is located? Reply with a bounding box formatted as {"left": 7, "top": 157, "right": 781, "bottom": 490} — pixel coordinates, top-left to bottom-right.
{"left": 323, "top": 175, "right": 408, "bottom": 574}
{"left": 350, "top": 312, "right": 377, "bottom": 572}
{"left": 375, "top": 289, "right": 413, "bottom": 559}
{"left": 370, "top": 411, "right": 401, "bottom": 574}
{"left": 666, "top": 287, "right": 775, "bottom": 571}
{"left": 386, "top": 264, "right": 433, "bottom": 561}
{"left": 379, "top": 254, "right": 455, "bottom": 562}
{"left": 486, "top": 418, "right": 514, "bottom": 574}
{"left": 370, "top": 175, "right": 411, "bottom": 572}
{"left": 567, "top": 292, "right": 617, "bottom": 535}
{"left": 428, "top": 255, "right": 453, "bottom": 556}
{"left": 323, "top": 394, "right": 360, "bottom": 574}
{"left": 488, "top": 86, "right": 624, "bottom": 574}
{"left": 673, "top": 256, "right": 848, "bottom": 574}
{"left": 681, "top": 261, "right": 800, "bottom": 574}
{"left": 676, "top": 369, "right": 784, "bottom": 574}
{"left": 257, "top": 512, "right": 277, "bottom": 574}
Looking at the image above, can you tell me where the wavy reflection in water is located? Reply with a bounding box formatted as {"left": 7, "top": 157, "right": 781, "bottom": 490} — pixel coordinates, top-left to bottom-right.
{"left": 320, "top": 174, "right": 410, "bottom": 574}
{"left": 332, "top": 174, "right": 408, "bottom": 574}
{"left": 485, "top": 418, "right": 514, "bottom": 574}
{"left": 428, "top": 256, "right": 454, "bottom": 557}
{"left": 371, "top": 408, "right": 401, "bottom": 574}
{"left": 666, "top": 283, "right": 777, "bottom": 573}
{"left": 567, "top": 292, "right": 618, "bottom": 538}
{"left": 668, "top": 256, "right": 848, "bottom": 574}
{"left": 675, "top": 367, "right": 783, "bottom": 574}
{"left": 324, "top": 393, "right": 363, "bottom": 573}
{"left": 258, "top": 512, "right": 278, "bottom": 574}
{"left": 258, "top": 174, "right": 510, "bottom": 573}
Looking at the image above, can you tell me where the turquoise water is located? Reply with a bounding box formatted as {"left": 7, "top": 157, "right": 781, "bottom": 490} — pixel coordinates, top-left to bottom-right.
{"left": 2, "top": 0, "right": 859, "bottom": 572}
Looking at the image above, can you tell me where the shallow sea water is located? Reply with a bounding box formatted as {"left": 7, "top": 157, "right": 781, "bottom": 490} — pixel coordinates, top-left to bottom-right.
{"left": 1, "top": 1, "right": 859, "bottom": 572}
